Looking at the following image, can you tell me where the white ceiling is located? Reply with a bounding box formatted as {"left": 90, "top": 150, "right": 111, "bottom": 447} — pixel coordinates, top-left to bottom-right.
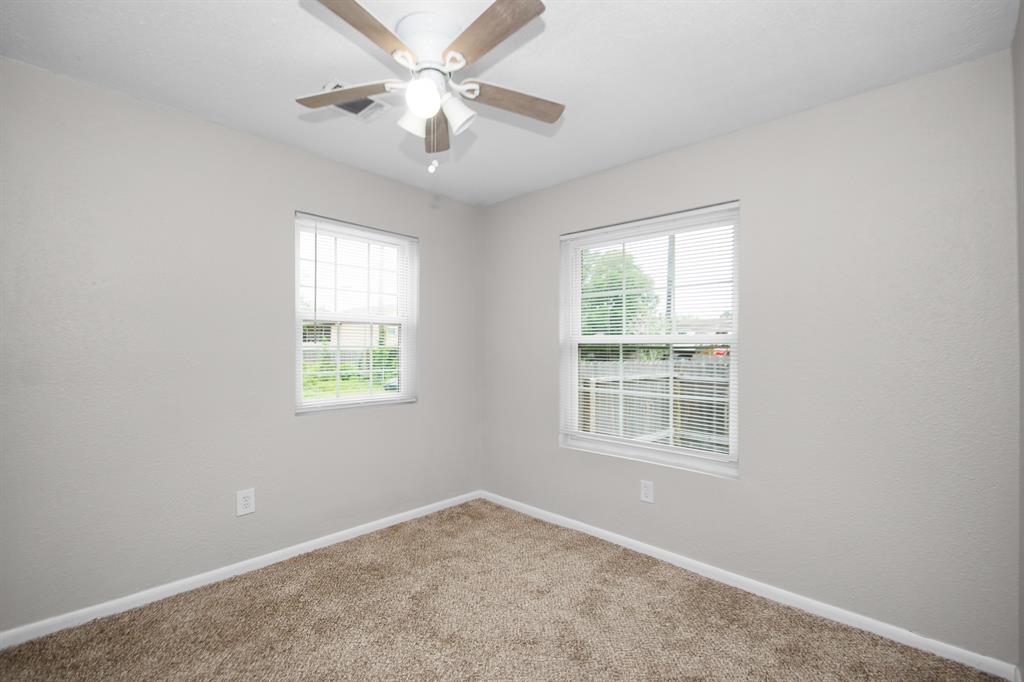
{"left": 0, "top": 0, "right": 1018, "bottom": 206}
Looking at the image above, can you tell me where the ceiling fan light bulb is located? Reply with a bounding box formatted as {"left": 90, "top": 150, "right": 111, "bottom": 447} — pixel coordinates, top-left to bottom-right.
{"left": 441, "top": 93, "right": 477, "bottom": 135}
{"left": 397, "top": 110, "right": 427, "bottom": 138}
{"left": 405, "top": 77, "right": 441, "bottom": 118}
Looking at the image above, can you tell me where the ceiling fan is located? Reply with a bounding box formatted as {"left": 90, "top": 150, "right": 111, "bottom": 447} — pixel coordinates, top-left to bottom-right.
{"left": 296, "top": 0, "right": 565, "bottom": 155}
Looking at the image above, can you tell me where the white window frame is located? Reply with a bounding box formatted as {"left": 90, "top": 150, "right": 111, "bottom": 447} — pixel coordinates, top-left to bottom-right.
{"left": 559, "top": 202, "right": 739, "bottom": 478}
{"left": 294, "top": 212, "right": 419, "bottom": 414}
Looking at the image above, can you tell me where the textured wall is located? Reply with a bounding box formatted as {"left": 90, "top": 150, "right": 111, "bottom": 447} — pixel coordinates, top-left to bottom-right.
{"left": 0, "top": 58, "right": 483, "bottom": 630}
{"left": 481, "top": 52, "right": 1019, "bottom": 662}
{"left": 1014, "top": 2, "right": 1024, "bottom": 667}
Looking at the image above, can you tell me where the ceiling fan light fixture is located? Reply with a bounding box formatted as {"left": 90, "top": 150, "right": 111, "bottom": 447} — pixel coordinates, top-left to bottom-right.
{"left": 405, "top": 72, "right": 443, "bottom": 118}
{"left": 441, "top": 93, "right": 477, "bottom": 135}
{"left": 397, "top": 110, "right": 427, "bottom": 138}
{"left": 298, "top": 0, "right": 564, "bottom": 155}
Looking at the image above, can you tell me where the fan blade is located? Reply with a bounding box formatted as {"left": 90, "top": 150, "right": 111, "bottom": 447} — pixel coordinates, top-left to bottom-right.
{"left": 319, "top": 0, "right": 415, "bottom": 60}
{"left": 443, "top": 0, "right": 545, "bottom": 68}
{"left": 425, "top": 111, "right": 450, "bottom": 154}
{"left": 296, "top": 81, "right": 390, "bottom": 109}
{"left": 464, "top": 81, "right": 564, "bottom": 123}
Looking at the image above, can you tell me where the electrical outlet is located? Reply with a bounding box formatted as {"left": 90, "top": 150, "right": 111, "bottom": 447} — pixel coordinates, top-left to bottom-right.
{"left": 236, "top": 488, "right": 255, "bottom": 516}
{"left": 640, "top": 480, "right": 654, "bottom": 504}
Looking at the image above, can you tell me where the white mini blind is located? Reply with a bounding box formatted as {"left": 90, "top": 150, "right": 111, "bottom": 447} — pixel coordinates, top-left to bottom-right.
{"left": 560, "top": 203, "right": 739, "bottom": 477}
{"left": 295, "top": 213, "right": 418, "bottom": 411}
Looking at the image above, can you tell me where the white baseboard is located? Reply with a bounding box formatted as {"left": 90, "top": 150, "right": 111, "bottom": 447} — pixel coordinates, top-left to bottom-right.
{"left": 2, "top": 489, "right": 1019, "bottom": 682}
{"left": 0, "top": 490, "right": 483, "bottom": 651}
{"left": 478, "top": 491, "right": 1019, "bottom": 681}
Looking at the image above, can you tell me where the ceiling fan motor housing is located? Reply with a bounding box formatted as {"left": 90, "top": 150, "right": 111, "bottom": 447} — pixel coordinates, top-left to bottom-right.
{"left": 394, "top": 12, "right": 463, "bottom": 70}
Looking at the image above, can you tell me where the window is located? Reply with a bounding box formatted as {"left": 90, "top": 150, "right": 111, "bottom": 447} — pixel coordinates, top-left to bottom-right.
{"left": 295, "top": 213, "right": 418, "bottom": 412}
{"left": 560, "top": 203, "right": 738, "bottom": 477}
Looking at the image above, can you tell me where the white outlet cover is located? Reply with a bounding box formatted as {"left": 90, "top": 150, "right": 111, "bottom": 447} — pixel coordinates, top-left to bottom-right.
{"left": 640, "top": 480, "right": 654, "bottom": 504}
{"left": 236, "top": 488, "right": 255, "bottom": 516}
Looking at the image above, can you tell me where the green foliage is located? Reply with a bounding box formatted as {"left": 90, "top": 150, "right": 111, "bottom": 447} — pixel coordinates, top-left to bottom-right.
{"left": 301, "top": 341, "right": 399, "bottom": 400}
{"left": 580, "top": 250, "right": 658, "bottom": 335}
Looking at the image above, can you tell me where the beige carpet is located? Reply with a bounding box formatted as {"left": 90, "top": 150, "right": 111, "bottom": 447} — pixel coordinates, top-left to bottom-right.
{"left": 0, "top": 500, "right": 995, "bottom": 680}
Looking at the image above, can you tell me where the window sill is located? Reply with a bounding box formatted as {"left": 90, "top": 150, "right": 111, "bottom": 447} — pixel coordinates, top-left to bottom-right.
{"left": 296, "top": 396, "right": 417, "bottom": 415}
{"left": 559, "top": 432, "right": 739, "bottom": 479}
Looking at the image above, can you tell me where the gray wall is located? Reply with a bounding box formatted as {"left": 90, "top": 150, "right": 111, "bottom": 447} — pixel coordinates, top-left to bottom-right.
{"left": 481, "top": 51, "right": 1019, "bottom": 663}
{"left": 0, "top": 57, "right": 484, "bottom": 630}
{"left": 1014, "top": 2, "right": 1024, "bottom": 669}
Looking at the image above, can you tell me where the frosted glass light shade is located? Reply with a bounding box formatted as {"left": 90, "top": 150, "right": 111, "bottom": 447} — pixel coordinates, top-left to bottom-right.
{"left": 398, "top": 110, "right": 427, "bottom": 138}
{"left": 404, "top": 77, "right": 441, "bottom": 118}
{"left": 441, "top": 94, "right": 477, "bottom": 135}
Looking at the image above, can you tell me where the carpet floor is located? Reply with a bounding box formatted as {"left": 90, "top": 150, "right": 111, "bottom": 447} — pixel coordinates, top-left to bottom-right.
{"left": 0, "top": 499, "right": 995, "bottom": 681}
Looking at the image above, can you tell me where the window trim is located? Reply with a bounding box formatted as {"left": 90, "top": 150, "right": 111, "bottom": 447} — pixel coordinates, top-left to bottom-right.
{"left": 294, "top": 211, "right": 419, "bottom": 414}
{"left": 559, "top": 202, "right": 739, "bottom": 478}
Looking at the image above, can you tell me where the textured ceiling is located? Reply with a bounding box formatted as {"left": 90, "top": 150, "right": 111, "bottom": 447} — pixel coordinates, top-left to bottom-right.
{"left": 0, "top": 0, "right": 1018, "bottom": 205}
